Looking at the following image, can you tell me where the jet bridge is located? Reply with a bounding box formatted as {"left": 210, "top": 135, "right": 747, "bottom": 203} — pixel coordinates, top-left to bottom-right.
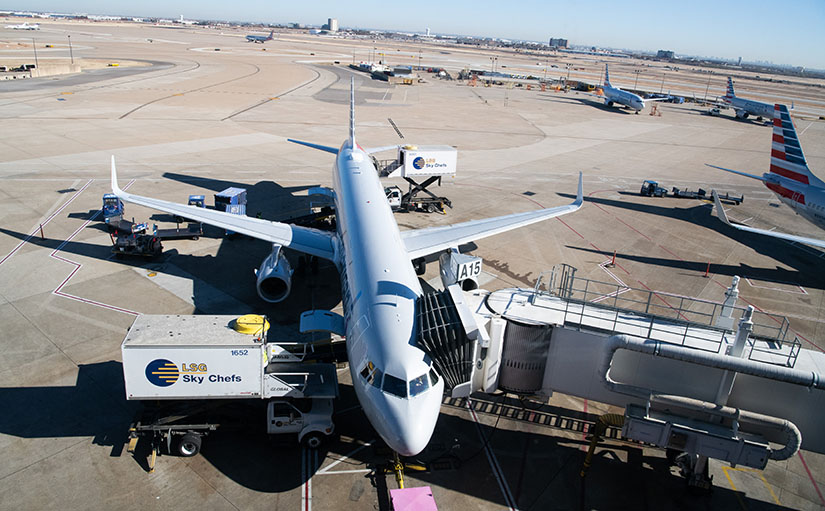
{"left": 429, "top": 263, "right": 824, "bottom": 487}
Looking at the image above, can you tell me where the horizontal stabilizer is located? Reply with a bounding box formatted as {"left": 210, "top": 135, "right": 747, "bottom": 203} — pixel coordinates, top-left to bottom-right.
{"left": 286, "top": 139, "right": 339, "bottom": 155}
{"left": 712, "top": 190, "right": 825, "bottom": 249}
{"left": 705, "top": 163, "right": 766, "bottom": 182}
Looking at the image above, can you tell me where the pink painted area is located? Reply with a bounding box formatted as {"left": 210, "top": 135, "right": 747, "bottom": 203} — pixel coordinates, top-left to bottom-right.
{"left": 390, "top": 486, "right": 437, "bottom": 511}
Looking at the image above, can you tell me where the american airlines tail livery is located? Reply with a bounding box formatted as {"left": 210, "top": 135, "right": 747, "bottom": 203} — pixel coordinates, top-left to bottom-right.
{"left": 721, "top": 77, "right": 774, "bottom": 120}
{"left": 709, "top": 103, "right": 825, "bottom": 249}
{"left": 111, "top": 78, "right": 583, "bottom": 455}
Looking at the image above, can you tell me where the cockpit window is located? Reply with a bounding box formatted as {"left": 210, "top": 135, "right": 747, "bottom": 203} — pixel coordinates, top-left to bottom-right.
{"left": 360, "top": 361, "right": 382, "bottom": 388}
{"left": 382, "top": 373, "right": 407, "bottom": 398}
{"left": 409, "top": 374, "right": 429, "bottom": 397}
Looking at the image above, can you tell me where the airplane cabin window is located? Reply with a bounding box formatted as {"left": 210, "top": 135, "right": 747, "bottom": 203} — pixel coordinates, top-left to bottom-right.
{"left": 409, "top": 374, "right": 429, "bottom": 396}
{"left": 382, "top": 373, "right": 407, "bottom": 398}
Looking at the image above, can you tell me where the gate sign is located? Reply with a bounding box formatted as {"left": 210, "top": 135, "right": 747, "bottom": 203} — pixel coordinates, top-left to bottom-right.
{"left": 457, "top": 259, "right": 481, "bottom": 281}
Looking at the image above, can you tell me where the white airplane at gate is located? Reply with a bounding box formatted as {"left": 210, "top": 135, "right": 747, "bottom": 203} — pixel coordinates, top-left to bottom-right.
{"left": 709, "top": 103, "right": 825, "bottom": 249}
{"left": 111, "top": 79, "right": 583, "bottom": 456}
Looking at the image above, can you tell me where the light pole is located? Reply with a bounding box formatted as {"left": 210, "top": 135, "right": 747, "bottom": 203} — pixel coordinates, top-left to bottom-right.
{"left": 418, "top": 49, "right": 422, "bottom": 70}
{"left": 703, "top": 73, "right": 712, "bottom": 102}
{"left": 543, "top": 58, "right": 547, "bottom": 81}
{"left": 489, "top": 56, "right": 497, "bottom": 74}
{"left": 68, "top": 34, "right": 73, "bottom": 64}
{"left": 633, "top": 69, "right": 642, "bottom": 90}
{"left": 32, "top": 38, "right": 38, "bottom": 68}
{"left": 660, "top": 72, "right": 666, "bottom": 93}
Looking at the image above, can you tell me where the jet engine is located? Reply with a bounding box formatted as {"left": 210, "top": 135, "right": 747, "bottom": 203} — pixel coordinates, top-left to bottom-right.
{"left": 736, "top": 110, "right": 749, "bottom": 119}
{"left": 255, "top": 244, "right": 293, "bottom": 303}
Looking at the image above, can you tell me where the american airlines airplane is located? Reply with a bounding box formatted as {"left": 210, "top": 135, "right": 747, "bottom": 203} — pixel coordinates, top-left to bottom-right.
{"left": 708, "top": 103, "right": 825, "bottom": 249}
{"left": 111, "top": 79, "right": 583, "bottom": 455}
{"left": 590, "top": 64, "right": 667, "bottom": 114}
{"left": 246, "top": 30, "right": 274, "bottom": 43}
{"left": 721, "top": 77, "right": 774, "bottom": 120}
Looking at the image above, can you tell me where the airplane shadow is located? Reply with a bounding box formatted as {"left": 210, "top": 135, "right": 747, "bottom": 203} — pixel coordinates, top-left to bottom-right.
{"left": 556, "top": 192, "right": 825, "bottom": 289}
{"left": 539, "top": 94, "right": 639, "bottom": 114}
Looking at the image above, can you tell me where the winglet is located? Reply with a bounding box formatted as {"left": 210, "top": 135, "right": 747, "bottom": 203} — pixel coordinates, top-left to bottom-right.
{"left": 575, "top": 171, "right": 583, "bottom": 207}
{"left": 111, "top": 155, "right": 123, "bottom": 195}
{"left": 712, "top": 190, "right": 732, "bottom": 226}
{"left": 349, "top": 77, "right": 356, "bottom": 146}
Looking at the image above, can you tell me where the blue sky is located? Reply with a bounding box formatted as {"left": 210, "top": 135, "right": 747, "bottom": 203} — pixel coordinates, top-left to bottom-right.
{"left": 9, "top": 0, "right": 825, "bottom": 69}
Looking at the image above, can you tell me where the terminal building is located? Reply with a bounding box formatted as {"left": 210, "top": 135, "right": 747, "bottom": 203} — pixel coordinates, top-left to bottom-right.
{"left": 549, "top": 37, "right": 568, "bottom": 48}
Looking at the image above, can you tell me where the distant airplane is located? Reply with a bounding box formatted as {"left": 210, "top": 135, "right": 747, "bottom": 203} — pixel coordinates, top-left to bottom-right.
{"left": 5, "top": 22, "right": 40, "bottom": 30}
{"left": 721, "top": 77, "right": 774, "bottom": 120}
{"left": 176, "top": 15, "right": 196, "bottom": 26}
{"left": 588, "top": 64, "right": 668, "bottom": 114}
{"left": 708, "top": 103, "right": 825, "bottom": 249}
{"left": 111, "top": 78, "right": 583, "bottom": 456}
{"left": 246, "top": 30, "right": 274, "bottom": 43}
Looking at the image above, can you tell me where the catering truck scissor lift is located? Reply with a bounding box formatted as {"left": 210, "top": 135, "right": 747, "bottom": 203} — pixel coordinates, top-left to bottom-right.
{"left": 122, "top": 314, "right": 340, "bottom": 471}
{"left": 377, "top": 145, "right": 457, "bottom": 214}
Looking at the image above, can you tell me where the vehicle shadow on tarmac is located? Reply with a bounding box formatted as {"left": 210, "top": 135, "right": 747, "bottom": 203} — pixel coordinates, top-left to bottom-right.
{"left": 557, "top": 192, "right": 825, "bottom": 290}
{"left": 0, "top": 365, "right": 796, "bottom": 508}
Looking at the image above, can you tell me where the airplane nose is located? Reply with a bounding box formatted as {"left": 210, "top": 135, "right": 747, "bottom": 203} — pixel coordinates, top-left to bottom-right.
{"left": 378, "top": 390, "right": 442, "bottom": 456}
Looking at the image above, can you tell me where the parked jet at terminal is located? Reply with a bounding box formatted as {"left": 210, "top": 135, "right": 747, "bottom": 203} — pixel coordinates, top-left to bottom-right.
{"left": 246, "top": 30, "right": 274, "bottom": 43}
{"left": 721, "top": 77, "right": 774, "bottom": 120}
{"left": 5, "top": 22, "right": 39, "bottom": 30}
{"left": 111, "top": 79, "right": 583, "bottom": 456}
{"left": 709, "top": 103, "right": 825, "bottom": 249}
{"left": 590, "top": 64, "right": 667, "bottom": 113}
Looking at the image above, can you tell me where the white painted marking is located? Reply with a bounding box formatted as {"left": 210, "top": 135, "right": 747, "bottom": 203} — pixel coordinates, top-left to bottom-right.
{"left": 467, "top": 398, "right": 519, "bottom": 511}
{"left": 317, "top": 441, "right": 373, "bottom": 475}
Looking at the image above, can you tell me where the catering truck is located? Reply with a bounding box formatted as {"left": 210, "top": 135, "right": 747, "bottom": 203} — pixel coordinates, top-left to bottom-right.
{"left": 122, "top": 314, "right": 340, "bottom": 470}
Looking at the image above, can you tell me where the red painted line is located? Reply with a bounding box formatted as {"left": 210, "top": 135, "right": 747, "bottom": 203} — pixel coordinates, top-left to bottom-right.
{"left": 556, "top": 217, "right": 584, "bottom": 239}
{"left": 798, "top": 452, "right": 825, "bottom": 506}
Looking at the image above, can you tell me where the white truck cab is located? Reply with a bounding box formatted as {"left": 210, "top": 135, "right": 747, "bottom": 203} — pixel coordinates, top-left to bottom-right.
{"left": 268, "top": 398, "right": 335, "bottom": 448}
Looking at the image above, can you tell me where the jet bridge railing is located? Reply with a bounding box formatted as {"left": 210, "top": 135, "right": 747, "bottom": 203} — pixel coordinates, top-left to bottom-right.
{"left": 532, "top": 267, "right": 800, "bottom": 367}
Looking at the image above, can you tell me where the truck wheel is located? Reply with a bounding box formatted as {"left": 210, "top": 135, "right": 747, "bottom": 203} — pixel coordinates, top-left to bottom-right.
{"left": 302, "top": 432, "right": 324, "bottom": 450}
{"left": 177, "top": 433, "right": 202, "bottom": 457}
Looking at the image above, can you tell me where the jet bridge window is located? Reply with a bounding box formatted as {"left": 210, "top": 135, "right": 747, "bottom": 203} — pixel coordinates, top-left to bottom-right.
{"left": 382, "top": 373, "right": 407, "bottom": 398}
{"left": 409, "top": 374, "right": 429, "bottom": 397}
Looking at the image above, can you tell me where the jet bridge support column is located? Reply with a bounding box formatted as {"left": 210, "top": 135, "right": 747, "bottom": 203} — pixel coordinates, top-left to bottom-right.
{"left": 714, "top": 276, "right": 741, "bottom": 331}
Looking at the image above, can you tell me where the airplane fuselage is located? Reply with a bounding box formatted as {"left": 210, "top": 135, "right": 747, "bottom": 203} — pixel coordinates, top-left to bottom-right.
{"left": 723, "top": 96, "right": 774, "bottom": 119}
{"left": 762, "top": 174, "right": 825, "bottom": 230}
{"left": 331, "top": 140, "right": 444, "bottom": 456}
{"left": 602, "top": 85, "right": 645, "bottom": 112}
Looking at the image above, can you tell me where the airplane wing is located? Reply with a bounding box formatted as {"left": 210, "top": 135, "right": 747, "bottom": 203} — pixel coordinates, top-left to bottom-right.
{"left": 712, "top": 190, "right": 825, "bottom": 249}
{"left": 706, "top": 164, "right": 767, "bottom": 182}
{"left": 110, "top": 157, "right": 337, "bottom": 260}
{"left": 401, "top": 173, "right": 583, "bottom": 260}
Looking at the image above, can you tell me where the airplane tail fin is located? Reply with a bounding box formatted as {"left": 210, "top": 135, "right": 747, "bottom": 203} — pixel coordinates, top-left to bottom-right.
{"left": 604, "top": 64, "right": 612, "bottom": 88}
{"left": 268, "top": 30, "right": 274, "bottom": 39}
{"left": 349, "top": 77, "right": 356, "bottom": 146}
{"left": 769, "top": 104, "right": 824, "bottom": 186}
{"left": 725, "top": 77, "right": 735, "bottom": 99}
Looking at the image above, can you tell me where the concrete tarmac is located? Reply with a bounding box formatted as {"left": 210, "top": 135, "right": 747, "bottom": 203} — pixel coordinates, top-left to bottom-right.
{"left": 1, "top": 21, "right": 824, "bottom": 510}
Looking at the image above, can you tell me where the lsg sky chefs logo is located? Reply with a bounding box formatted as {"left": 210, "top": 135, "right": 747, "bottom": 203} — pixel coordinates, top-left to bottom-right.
{"left": 145, "top": 359, "right": 242, "bottom": 387}
{"left": 145, "top": 359, "right": 180, "bottom": 387}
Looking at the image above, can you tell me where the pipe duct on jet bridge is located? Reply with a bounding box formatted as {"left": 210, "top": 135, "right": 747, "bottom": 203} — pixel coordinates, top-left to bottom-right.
{"left": 601, "top": 334, "right": 819, "bottom": 461}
